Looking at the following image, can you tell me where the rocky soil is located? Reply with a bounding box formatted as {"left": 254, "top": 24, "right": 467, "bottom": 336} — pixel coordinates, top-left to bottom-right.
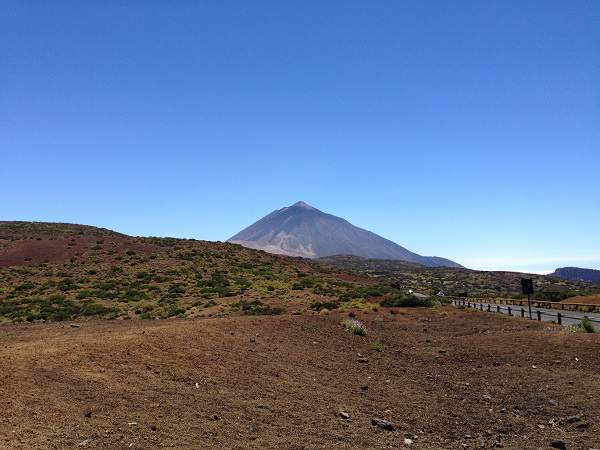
{"left": 1, "top": 307, "right": 598, "bottom": 449}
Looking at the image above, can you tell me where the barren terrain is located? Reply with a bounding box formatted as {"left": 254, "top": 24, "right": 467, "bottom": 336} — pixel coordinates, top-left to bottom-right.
{"left": 1, "top": 307, "right": 598, "bottom": 449}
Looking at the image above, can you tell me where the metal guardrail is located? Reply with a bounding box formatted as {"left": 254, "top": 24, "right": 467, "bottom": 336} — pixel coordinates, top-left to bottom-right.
{"left": 447, "top": 296, "right": 600, "bottom": 313}
{"left": 451, "top": 299, "right": 600, "bottom": 326}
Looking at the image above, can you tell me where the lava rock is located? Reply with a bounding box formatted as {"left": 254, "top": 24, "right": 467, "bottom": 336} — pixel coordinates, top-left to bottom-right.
{"left": 371, "top": 418, "right": 396, "bottom": 432}
{"left": 549, "top": 440, "right": 567, "bottom": 450}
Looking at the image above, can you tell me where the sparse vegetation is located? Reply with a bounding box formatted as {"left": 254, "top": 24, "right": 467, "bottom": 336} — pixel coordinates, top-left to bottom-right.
{"left": 380, "top": 295, "right": 437, "bottom": 308}
{"left": 341, "top": 318, "right": 367, "bottom": 336}
{"left": 579, "top": 317, "right": 597, "bottom": 333}
{"left": 371, "top": 342, "right": 383, "bottom": 352}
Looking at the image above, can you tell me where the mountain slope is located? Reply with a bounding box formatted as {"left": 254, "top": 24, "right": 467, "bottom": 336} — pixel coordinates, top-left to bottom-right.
{"left": 228, "top": 201, "right": 461, "bottom": 267}
{"left": 550, "top": 267, "right": 600, "bottom": 284}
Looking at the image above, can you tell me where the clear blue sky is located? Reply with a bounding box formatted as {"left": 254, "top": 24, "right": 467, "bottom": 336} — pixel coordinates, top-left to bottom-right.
{"left": 1, "top": 1, "right": 599, "bottom": 273}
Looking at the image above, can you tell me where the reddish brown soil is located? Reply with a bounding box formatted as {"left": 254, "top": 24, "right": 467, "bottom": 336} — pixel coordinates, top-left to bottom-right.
{"left": 0, "top": 236, "right": 162, "bottom": 267}
{"left": 563, "top": 295, "right": 600, "bottom": 305}
{"left": 1, "top": 308, "right": 598, "bottom": 449}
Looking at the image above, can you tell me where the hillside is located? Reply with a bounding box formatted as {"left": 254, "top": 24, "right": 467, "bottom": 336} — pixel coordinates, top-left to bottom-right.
{"left": 318, "top": 255, "right": 600, "bottom": 300}
{"left": 0, "top": 221, "right": 396, "bottom": 323}
{"left": 550, "top": 267, "right": 600, "bottom": 284}
{"left": 229, "top": 201, "right": 460, "bottom": 267}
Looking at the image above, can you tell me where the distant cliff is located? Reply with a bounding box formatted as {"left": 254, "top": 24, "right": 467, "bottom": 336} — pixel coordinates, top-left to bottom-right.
{"left": 550, "top": 267, "right": 600, "bottom": 284}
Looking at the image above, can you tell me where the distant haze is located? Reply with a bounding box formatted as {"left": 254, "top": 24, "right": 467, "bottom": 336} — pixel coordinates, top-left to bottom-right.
{"left": 229, "top": 201, "right": 461, "bottom": 268}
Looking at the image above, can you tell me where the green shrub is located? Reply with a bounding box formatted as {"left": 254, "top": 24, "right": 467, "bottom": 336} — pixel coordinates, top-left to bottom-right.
{"left": 579, "top": 317, "right": 597, "bottom": 333}
{"left": 309, "top": 301, "right": 338, "bottom": 312}
{"left": 380, "top": 295, "right": 436, "bottom": 308}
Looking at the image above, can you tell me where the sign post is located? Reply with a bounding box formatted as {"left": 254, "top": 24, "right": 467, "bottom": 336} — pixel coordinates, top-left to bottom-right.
{"left": 521, "top": 278, "right": 534, "bottom": 320}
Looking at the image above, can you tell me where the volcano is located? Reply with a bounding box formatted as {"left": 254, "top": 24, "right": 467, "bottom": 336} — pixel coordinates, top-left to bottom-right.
{"left": 228, "top": 201, "right": 461, "bottom": 268}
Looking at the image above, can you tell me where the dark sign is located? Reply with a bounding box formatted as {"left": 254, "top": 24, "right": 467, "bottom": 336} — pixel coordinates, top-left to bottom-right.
{"left": 521, "top": 278, "right": 534, "bottom": 295}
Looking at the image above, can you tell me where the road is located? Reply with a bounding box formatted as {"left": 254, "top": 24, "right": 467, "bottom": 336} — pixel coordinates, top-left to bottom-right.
{"left": 454, "top": 300, "right": 600, "bottom": 328}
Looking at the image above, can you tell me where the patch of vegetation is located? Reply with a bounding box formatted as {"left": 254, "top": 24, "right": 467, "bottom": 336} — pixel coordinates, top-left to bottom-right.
{"left": 341, "top": 318, "right": 367, "bottom": 336}
{"left": 309, "top": 300, "right": 339, "bottom": 311}
{"left": 371, "top": 342, "right": 383, "bottom": 352}
{"left": 380, "top": 295, "right": 437, "bottom": 308}
{"left": 579, "top": 317, "right": 597, "bottom": 333}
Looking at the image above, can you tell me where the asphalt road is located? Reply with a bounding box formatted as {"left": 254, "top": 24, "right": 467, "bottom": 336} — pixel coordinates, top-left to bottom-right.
{"left": 454, "top": 300, "right": 600, "bottom": 328}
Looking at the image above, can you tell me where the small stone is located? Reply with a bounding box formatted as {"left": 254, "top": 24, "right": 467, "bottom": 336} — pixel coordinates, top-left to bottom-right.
{"left": 548, "top": 399, "right": 558, "bottom": 406}
{"left": 483, "top": 395, "right": 492, "bottom": 401}
{"left": 83, "top": 410, "right": 92, "bottom": 418}
{"left": 357, "top": 357, "right": 369, "bottom": 363}
{"left": 150, "top": 425, "right": 157, "bottom": 431}
{"left": 566, "top": 415, "right": 581, "bottom": 423}
{"left": 575, "top": 422, "right": 589, "bottom": 430}
{"left": 211, "top": 414, "right": 220, "bottom": 421}
{"left": 549, "top": 440, "right": 567, "bottom": 450}
{"left": 360, "top": 385, "right": 368, "bottom": 391}
{"left": 371, "top": 418, "right": 396, "bottom": 432}
{"left": 339, "top": 411, "right": 352, "bottom": 421}
{"left": 77, "top": 439, "right": 91, "bottom": 446}
{"left": 404, "top": 438, "right": 413, "bottom": 446}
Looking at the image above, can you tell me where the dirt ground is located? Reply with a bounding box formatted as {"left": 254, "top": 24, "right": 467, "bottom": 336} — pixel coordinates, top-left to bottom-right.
{"left": 0, "top": 307, "right": 598, "bottom": 449}
{"left": 563, "top": 294, "right": 600, "bottom": 305}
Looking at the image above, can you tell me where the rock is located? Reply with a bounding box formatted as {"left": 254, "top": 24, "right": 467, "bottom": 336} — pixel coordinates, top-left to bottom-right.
{"left": 548, "top": 399, "right": 558, "bottom": 406}
{"left": 211, "top": 414, "right": 220, "bottom": 421}
{"left": 404, "top": 437, "right": 413, "bottom": 446}
{"left": 566, "top": 415, "right": 581, "bottom": 423}
{"left": 83, "top": 410, "right": 92, "bottom": 418}
{"left": 77, "top": 439, "right": 91, "bottom": 446}
{"left": 549, "top": 440, "right": 567, "bottom": 450}
{"left": 360, "top": 384, "right": 368, "bottom": 391}
{"left": 70, "top": 324, "right": 81, "bottom": 328}
{"left": 575, "top": 422, "right": 589, "bottom": 430}
{"left": 371, "top": 418, "right": 396, "bottom": 432}
{"left": 339, "top": 411, "right": 352, "bottom": 421}
{"left": 357, "top": 357, "right": 369, "bottom": 363}
{"left": 150, "top": 425, "right": 157, "bottom": 431}
{"left": 483, "top": 395, "right": 492, "bottom": 401}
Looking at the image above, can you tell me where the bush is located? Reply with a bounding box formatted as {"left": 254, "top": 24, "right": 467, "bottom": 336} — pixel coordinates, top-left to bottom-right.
{"left": 309, "top": 301, "right": 338, "bottom": 312}
{"left": 380, "top": 295, "right": 436, "bottom": 308}
{"left": 341, "top": 319, "right": 367, "bottom": 336}
{"left": 579, "top": 317, "right": 597, "bottom": 333}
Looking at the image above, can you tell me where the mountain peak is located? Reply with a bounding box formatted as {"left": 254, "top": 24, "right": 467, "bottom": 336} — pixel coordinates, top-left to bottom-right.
{"left": 228, "top": 202, "right": 461, "bottom": 267}
{"left": 291, "top": 201, "right": 316, "bottom": 210}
